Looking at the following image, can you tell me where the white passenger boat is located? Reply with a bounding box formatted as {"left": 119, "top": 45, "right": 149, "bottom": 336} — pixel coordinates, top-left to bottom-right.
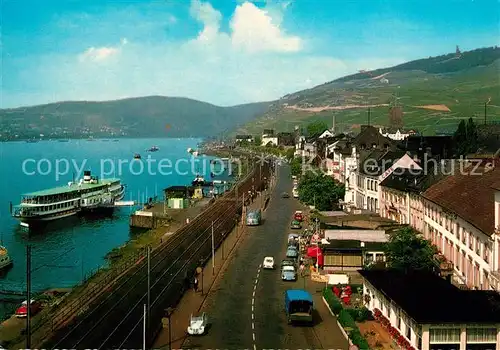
{"left": 11, "top": 170, "right": 125, "bottom": 227}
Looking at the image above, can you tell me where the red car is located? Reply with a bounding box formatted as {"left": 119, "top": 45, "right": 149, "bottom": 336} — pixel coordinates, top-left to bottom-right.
{"left": 15, "top": 299, "right": 41, "bottom": 318}
{"left": 294, "top": 211, "right": 303, "bottom": 222}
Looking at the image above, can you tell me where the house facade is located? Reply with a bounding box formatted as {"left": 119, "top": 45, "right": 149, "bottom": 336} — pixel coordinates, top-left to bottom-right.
{"left": 261, "top": 129, "right": 278, "bottom": 146}
{"left": 380, "top": 164, "right": 500, "bottom": 291}
{"left": 235, "top": 134, "right": 253, "bottom": 143}
{"left": 361, "top": 269, "right": 500, "bottom": 350}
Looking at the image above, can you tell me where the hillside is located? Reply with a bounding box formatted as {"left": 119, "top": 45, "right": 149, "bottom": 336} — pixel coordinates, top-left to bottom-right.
{"left": 236, "top": 46, "right": 500, "bottom": 136}
{"left": 0, "top": 96, "right": 272, "bottom": 140}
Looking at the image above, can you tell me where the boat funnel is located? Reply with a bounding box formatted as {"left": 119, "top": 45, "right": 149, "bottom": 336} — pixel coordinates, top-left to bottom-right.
{"left": 83, "top": 170, "right": 91, "bottom": 183}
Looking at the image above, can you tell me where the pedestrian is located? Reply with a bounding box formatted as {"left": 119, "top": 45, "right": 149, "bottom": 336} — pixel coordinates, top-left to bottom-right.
{"left": 193, "top": 276, "right": 199, "bottom": 292}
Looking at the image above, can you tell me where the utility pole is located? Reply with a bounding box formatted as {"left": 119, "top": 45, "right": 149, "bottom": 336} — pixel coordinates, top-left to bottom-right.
{"left": 142, "top": 304, "right": 146, "bottom": 350}
{"left": 485, "top": 102, "right": 487, "bottom": 125}
{"left": 147, "top": 246, "right": 151, "bottom": 336}
{"left": 26, "top": 244, "right": 31, "bottom": 349}
{"left": 211, "top": 221, "right": 215, "bottom": 275}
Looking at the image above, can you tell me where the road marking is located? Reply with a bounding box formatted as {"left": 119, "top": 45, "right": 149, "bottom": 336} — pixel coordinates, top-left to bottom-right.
{"left": 252, "top": 265, "right": 260, "bottom": 350}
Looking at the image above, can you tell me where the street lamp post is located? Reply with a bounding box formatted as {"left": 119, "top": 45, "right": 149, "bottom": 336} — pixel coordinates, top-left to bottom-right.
{"left": 198, "top": 259, "right": 204, "bottom": 295}
{"left": 164, "top": 307, "right": 174, "bottom": 350}
{"left": 222, "top": 233, "right": 225, "bottom": 260}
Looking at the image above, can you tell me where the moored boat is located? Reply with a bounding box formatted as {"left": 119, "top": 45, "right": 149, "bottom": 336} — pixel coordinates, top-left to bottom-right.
{"left": 11, "top": 171, "right": 125, "bottom": 228}
{"left": 147, "top": 146, "right": 159, "bottom": 152}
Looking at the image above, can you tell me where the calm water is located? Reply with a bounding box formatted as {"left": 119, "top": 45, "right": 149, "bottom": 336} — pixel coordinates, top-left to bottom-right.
{"left": 0, "top": 138, "right": 221, "bottom": 296}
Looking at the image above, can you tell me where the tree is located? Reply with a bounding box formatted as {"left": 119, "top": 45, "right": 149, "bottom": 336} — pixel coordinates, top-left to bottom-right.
{"left": 306, "top": 120, "right": 329, "bottom": 137}
{"left": 297, "top": 172, "right": 345, "bottom": 211}
{"left": 290, "top": 157, "right": 302, "bottom": 176}
{"left": 253, "top": 135, "right": 262, "bottom": 146}
{"left": 453, "top": 117, "right": 478, "bottom": 156}
{"left": 285, "top": 148, "right": 295, "bottom": 161}
{"left": 384, "top": 227, "right": 438, "bottom": 273}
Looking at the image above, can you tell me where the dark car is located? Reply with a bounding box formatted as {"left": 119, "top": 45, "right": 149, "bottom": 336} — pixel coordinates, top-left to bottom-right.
{"left": 281, "top": 192, "right": 290, "bottom": 198}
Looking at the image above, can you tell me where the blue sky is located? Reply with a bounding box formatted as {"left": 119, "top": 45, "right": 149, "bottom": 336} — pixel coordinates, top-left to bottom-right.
{"left": 2, "top": 0, "right": 499, "bottom": 108}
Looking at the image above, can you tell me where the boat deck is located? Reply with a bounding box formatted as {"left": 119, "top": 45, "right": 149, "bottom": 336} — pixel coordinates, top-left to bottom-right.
{"left": 23, "top": 178, "right": 121, "bottom": 197}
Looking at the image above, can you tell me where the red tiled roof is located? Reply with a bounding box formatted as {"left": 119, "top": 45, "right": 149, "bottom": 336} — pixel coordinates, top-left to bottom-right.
{"left": 423, "top": 166, "right": 500, "bottom": 235}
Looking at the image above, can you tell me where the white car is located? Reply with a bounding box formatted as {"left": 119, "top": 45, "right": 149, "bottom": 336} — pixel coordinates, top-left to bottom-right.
{"left": 263, "top": 257, "right": 275, "bottom": 269}
{"left": 187, "top": 313, "right": 208, "bottom": 335}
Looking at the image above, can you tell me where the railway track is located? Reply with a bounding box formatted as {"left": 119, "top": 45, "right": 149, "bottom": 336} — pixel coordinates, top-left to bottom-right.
{"left": 41, "top": 160, "right": 272, "bottom": 349}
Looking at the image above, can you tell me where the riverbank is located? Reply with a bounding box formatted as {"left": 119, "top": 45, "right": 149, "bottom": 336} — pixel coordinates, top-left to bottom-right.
{"left": 3, "top": 155, "right": 253, "bottom": 348}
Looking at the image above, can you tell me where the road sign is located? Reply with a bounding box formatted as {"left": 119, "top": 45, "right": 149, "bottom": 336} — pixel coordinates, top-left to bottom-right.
{"left": 162, "top": 317, "right": 169, "bottom": 328}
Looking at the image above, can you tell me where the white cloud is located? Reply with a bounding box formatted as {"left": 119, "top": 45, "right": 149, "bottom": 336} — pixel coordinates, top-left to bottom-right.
{"left": 79, "top": 47, "right": 119, "bottom": 62}
{"left": 230, "top": 2, "right": 301, "bottom": 53}
{"left": 188, "top": 0, "right": 300, "bottom": 53}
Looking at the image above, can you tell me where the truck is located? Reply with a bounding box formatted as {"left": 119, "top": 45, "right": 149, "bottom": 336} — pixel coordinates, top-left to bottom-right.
{"left": 285, "top": 289, "right": 313, "bottom": 324}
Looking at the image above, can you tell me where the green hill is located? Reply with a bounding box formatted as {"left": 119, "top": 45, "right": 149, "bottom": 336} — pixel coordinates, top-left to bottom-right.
{"left": 236, "top": 46, "right": 500, "bottom": 136}
{"left": 0, "top": 96, "right": 271, "bottom": 141}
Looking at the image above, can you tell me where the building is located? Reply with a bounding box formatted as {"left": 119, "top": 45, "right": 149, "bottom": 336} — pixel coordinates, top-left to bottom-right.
{"left": 360, "top": 269, "right": 500, "bottom": 350}
{"left": 379, "top": 127, "right": 416, "bottom": 141}
{"left": 421, "top": 165, "right": 499, "bottom": 290}
{"left": 378, "top": 165, "right": 448, "bottom": 228}
{"left": 322, "top": 240, "right": 386, "bottom": 271}
{"left": 163, "top": 186, "right": 194, "bottom": 209}
{"left": 261, "top": 129, "right": 278, "bottom": 146}
{"left": 399, "top": 135, "right": 454, "bottom": 160}
{"left": 349, "top": 151, "right": 421, "bottom": 213}
{"left": 235, "top": 134, "right": 253, "bottom": 143}
{"left": 277, "top": 132, "right": 295, "bottom": 146}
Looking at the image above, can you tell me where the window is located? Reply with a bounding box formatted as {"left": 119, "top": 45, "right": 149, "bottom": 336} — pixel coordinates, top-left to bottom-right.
{"left": 467, "top": 328, "right": 497, "bottom": 343}
{"left": 429, "top": 328, "right": 460, "bottom": 343}
{"left": 397, "top": 316, "right": 401, "bottom": 329}
{"left": 406, "top": 325, "right": 411, "bottom": 340}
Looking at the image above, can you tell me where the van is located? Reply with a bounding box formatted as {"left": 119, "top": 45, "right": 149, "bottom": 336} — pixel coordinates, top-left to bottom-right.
{"left": 246, "top": 209, "right": 262, "bottom": 226}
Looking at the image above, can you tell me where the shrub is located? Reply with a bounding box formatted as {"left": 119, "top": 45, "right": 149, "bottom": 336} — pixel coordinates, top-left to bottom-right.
{"left": 338, "top": 309, "right": 356, "bottom": 329}
{"left": 357, "top": 307, "right": 372, "bottom": 322}
{"left": 323, "top": 288, "right": 343, "bottom": 314}
{"left": 323, "top": 288, "right": 370, "bottom": 349}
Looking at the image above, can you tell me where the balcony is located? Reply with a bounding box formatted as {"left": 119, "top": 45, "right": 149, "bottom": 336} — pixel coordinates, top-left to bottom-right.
{"left": 433, "top": 253, "right": 454, "bottom": 276}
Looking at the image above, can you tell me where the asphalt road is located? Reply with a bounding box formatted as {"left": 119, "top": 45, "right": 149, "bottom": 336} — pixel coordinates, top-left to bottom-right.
{"left": 184, "top": 164, "right": 349, "bottom": 350}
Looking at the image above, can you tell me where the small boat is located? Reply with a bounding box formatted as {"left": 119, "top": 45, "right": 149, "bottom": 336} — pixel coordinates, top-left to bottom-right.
{"left": 58, "top": 139, "right": 69, "bottom": 142}
{"left": 0, "top": 246, "right": 12, "bottom": 270}
{"left": 25, "top": 139, "right": 39, "bottom": 143}
{"left": 147, "top": 146, "right": 159, "bottom": 152}
{"left": 112, "top": 139, "right": 119, "bottom": 142}
{"left": 134, "top": 153, "right": 141, "bottom": 159}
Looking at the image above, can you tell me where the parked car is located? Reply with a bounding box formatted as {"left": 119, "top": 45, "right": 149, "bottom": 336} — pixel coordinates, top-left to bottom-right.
{"left": 281, "top": 265, "right": 297, "bottom": 281}
{"left": 281, "top": 192, "right": 290, "bottom": 198}
{"left": 286, "top": 247, "right": 299, "bottom": 259}
{"left": 294, "top": 211, "right": 303, "bottom": 222}
{"left": 15, "top": 299, "right": 42, "bottom": 318}
{"left": 290, "top": 220, "right": 301, "bottom": 229}
{"left": 281, "top": 259, "right": 296, "bottom": 269}
{"left": 263, "top": 256, "right": 275, "bottom": 269}
{"left": 187, "top": 313, "right": 208, "bottom": 335}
